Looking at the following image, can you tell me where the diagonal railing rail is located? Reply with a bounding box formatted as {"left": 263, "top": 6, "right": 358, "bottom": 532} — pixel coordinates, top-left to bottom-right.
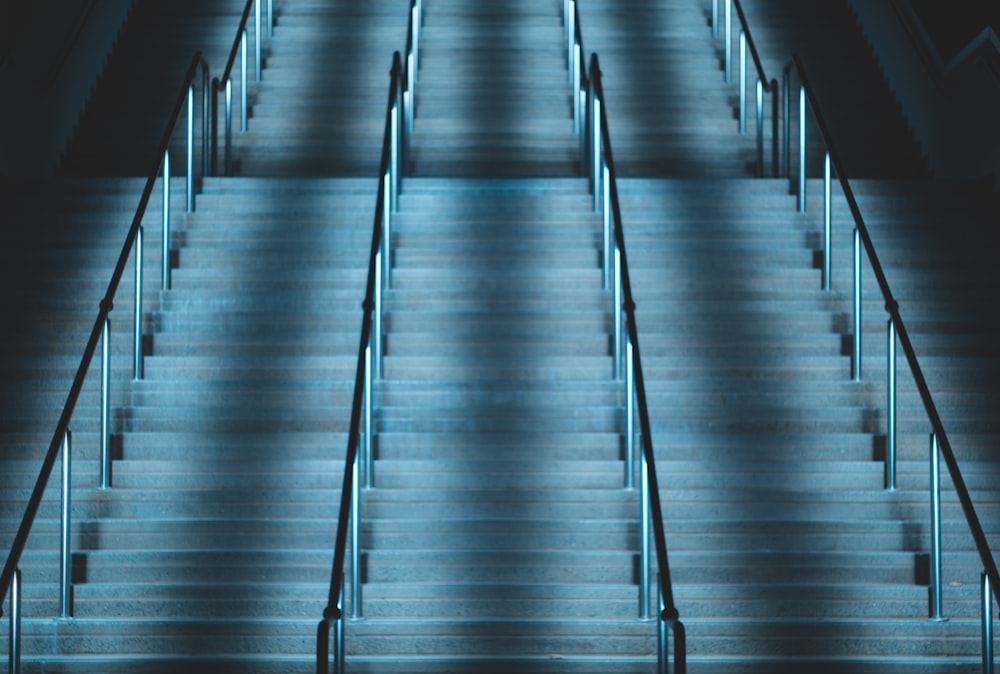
{"left": 784, "top": 53, "right": 1000, "bottom": 670}
{"left": 0, "top": 50, "right": 210, "bottom": 672}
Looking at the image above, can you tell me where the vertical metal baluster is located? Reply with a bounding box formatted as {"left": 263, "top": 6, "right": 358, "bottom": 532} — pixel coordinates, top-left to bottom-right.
{"left": 203, "top": 67, "right": 211, "bottom": 180}
{"left": 593, "top": 98, "right": 602, "bottom": 211}
{"left": 603, "top": 172, "right": 611, "bottom": 290}
{"left": 739, "top": 31, "right": 746, "bottom": 134}
{"left": 983, "top": 572, "right": 994, "bottom": 674}
{"left": 930, "top": 433, "right": 945, "bottom": 621}
{"left": 886, "top": 318, "right": 897, "bottom": 491}
{"left": 625, "top": 336, "right": 634, "bottom": 490}
{"left": 755, "top": 79, "right": 764, "bottom": 176}
{"left": 783, "top": 70, "right": 791, "bottom": 182}
{"left": 255, "top": 0, "right": 262, "bottom": 82}
{"left": 60, "top": 430, "right": 72, "bottom": 618}
{"left": 383, "top": 174, "right": 392, "bottom": 289}
{"left": 567, "top": 1, "right": 575, "bottom": 81}
{"left": 241, "top": 30, "right": 248, "bottom": 132}
{"left": 603, "top": 163, "right": 611, "bottom": 280}
{"left": 375, "top": 248, "right": 383, "bottom": 381}
{"left": 335, "top": 580, "right": 345, "bottom": 674}
{"left": 412, "top": 5, "right": 420, "bottom": 84}
{"left": 614, "top": 247, "right": 622, "bottom": 380}
{"left": 351, "top": 452, "right": 361, "bottom": 619}
{"left": 187, "top": 85, "right": 194, "bottom": 213}
{"left": 823, "top": 152, "right": 831, "bottom": 291}
{"left": 712, "top": 0, "right": 719, "bottom": 38}
{"left": 225, "top": 79, "right": 233, "bottom": 176}
{"left": 797, "top": 85, "right": 806, "bottom": 213}
{"left": 268, "top": 0, "right": 273, "bottom": 37}
{"left": 9, "top": 567, "right": 20, "bottom": 674}
{"left": 101, "top": 318, "right": 111, "bottom": 489}
{"left": 364, "top": 342, "right": 373, "bottom": 489}
{"left": 134, "top": 226, "right": 144, "bottom": 380}
{"left": 162, "top": 151, "right": 171, "bottom": 290}
{"left": 573, "top": 45, "right": 581, "bottom": 134}
{"left": 853, "top": 228, "right": 861, "bottom": 381}
{"left": 658, "top": 585, "right": 667, "bottom": 674}
{"left": 391, "top": 103, "right": 399, "bottom": 205}
{"left": 724, "top": 0, "right": 732, "bottom": 83}
{"left": 640, "top": 451, "right": 651, "bottom": 619}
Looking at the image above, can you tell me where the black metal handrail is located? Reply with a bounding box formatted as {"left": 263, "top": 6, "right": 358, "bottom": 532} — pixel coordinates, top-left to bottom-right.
{"left": 787, "top": 49, "right": 1000, "bottom": 625}
{"left": 589, "top": 53, "right": 687, "bottom": 674}
{"left": 0, "top": 50, "right": 206, "bottom": 614}
{"left": 210, "top": 0, "right": 266, "bottom": 176}
{"left": 316, "top": 51, "right": 403, "bottom": 674}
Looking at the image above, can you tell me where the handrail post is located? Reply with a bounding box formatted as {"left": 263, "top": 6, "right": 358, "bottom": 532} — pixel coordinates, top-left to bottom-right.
{"left": 930, "top": 432, "right": 946, "bottom": 622}
{"left": 886, "top": 318, "right": 897, "bottom": 490}
{"left": 593, "top": 97, "right": 602, "bottom": 211}
{"left": 603, "top": 173, "right": 612, "bottom": 290}
{"left": 255, "top": 0, "right": 262, "bottom": 82}
{"left": 640, "top": 449, "right": 651, "bottom": 619}
{"left": 268, "top": 0, "right": 273, "bottom": 37}
{"left": 712, "top": 0, "right": 719, "bottom": 38}
{"left": 852, "top": 227, "right": 861, "bottom": 381}
{"left": 241, "top": 29, "right": 248, "bottom": 132}
{"left": 755, "top": 79, "right": 763, "bottom": 175}
{"left": 202, "top": 66, "right": 211, "bottom": 180}
{"left": 412, "top": 2, "right": 420, "bottom": 85}
{"left": 364, "top": 343, "right": 373, "bottom": 489}
{"left": 350, "top": 451, "right": 362, "bottom": 619}
{"left": 335, "top": 581, "right": 345, "bottom": 674}
{"left": 797, "top": 85, "right": 806, "bottom": 212}
{"left": 162, "top": 151, "right": 171, "bottom": 290}
{"left": 186, "top": 85, "right": 195, "bottom": 213}
{"left": 984, "top": 572, "right": 994, "bottom": 674}
{"left": 739, "top": 30, "right": 746, "bottom": 134}
{"left": 771, "top": 79, "right": 779, "bottom": 177}
{"left": 134, "top": 226, "right": 144, "bottom": 380}
{"left": 100, "top": 318, "right": 111, "bottom": 489}
{"left": 783, "top": 69, "right": 791, "bottom": 182}
{"left": 225, "top": 79, "right": 233, "bottom": 176}
{"left": 567, "top": 0, "right": 575, "bottom": 81}
{"left": 391, "top": 101, "right": 400, "bottom": 206}
{"left": 383, "top": 173, "right": 392, "bottom": 288}
{"left": 9, "top": 567, "right": 20, "bottom": 674}
{"left": 724, "top": 0, "right": 732, "bottom": 83}
{"left": 613, "top": 246, "right": 622, "bottom": 380}
{"left": 625, "top": 336, "right": 634, "bottom": 489}
{"left": 573, "top": 44, "right": 581, "bottom": 134}
{"left": 374, "top": 249, "right": 383, "bottom": 380}
{"left": 60, "top": 430, "right": 72, "bottom": 618}
{"left": 822, "top": 152, "right": 831, "bottom": 291}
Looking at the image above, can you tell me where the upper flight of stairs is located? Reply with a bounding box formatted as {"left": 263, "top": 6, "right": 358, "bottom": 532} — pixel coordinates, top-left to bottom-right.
{"left": 2, "top": 0, "right": 999, "bottom": 672}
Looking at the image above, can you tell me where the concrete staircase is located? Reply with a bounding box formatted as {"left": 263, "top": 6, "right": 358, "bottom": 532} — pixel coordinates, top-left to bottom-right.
{"left": 2, "top": 0, "right": 998, "bottom": 672}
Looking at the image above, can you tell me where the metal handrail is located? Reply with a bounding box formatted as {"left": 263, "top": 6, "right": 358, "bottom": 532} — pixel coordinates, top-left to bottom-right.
{"left": 715, "top": 0, "right": 779, "bottom": 176}
{"left": 785, "top": 51, "right": 1000, "bottom": 666}
{"left": 0, "top": 50, "right": 207, "bottom": 666}
{"left": 211, "top": 0, "right": 273, "bottom": 176}
{"left": 317, "top": 51, "right": 404, "bottom": 674}
{"left": 588, "top": 53, "right": 686, "bottom": 674}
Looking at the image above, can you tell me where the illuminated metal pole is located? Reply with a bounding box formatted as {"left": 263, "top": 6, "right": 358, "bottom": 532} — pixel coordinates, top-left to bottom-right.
{"left": 853, "top": 228, "right": 861, "bottom": 381}
{"left": 364, "top": 342, "right": 373, "bottom": 488}
{"left": 625, "top": 337, "right": 634, "bottom": 490}
{"left": 603, "top": 168, "right": 611, "bottom": 290}
{"left": 162, "top": 151, "right": 171, "bottom": 290}
{"left": 724, "top": 0, "right": 732, "bottom": 83}
{"left": 186, "top": 85, "right": 194, "bottom": 213}
{"left": 225, "top": 79, "right": 233, "bottom": 175}
{"left": 267, "top": 0, "right": 273, "bottom": 37}
{"left": 134, "top": 226, "right": 144, "bottom": 380}
{"left": 255, "top": 0, "right": 261, "bottom": 82}
{"left": 350, "top": 452, "right": 361, "bottom": 619}
{"left": 640, "top": 451, "right": 651, "bottom": 619}
{"left": 755, "top": 79, "right": 764, "bottom": 175}
{"left": 613, "top": 246, "right": 622, "bottom": 380}
{"left": 335, "top": 581, "right": 345, "bottom": 674}
{"left": 593, "top": 97, "right": 602, "bottom": 211}
{"left": 60, "top": 430, "right": 72, "bottom": 618}
{"left": 9, "top": 567, "right": 20, "bottom": 674}
{"left": 739, "top": 31, "right": 746, "bottom": 134}
{"left": 886, "top": 318, "right": 897, "bottom": 491}
{"left": 712, "top": 0, "right": 719, "bottom": 38}
{"left": 930, "top": 433, "right": 945, "bottom": 622}
{"left": 567, "top": 1, "right": 575, "bottom": 81}
{"left": 374, "top": 248, "right": 383, "bottom": 380}
{"left": 983, "top": 572, "right": 994, "bottom": 674}
{"left": 101, "top": 318, "right": 111, "bottom": 489}
{"left": 383, "top": 173, "right": 392, "bottom": 289}
{"left": 823, "top": 152, "right": 831, "bottom": 291}
{"left": 797, "top": 85, "right": 806, "bottom": 213}
{"left": 240, "top": 30, "right": 248, "bottom": 131}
